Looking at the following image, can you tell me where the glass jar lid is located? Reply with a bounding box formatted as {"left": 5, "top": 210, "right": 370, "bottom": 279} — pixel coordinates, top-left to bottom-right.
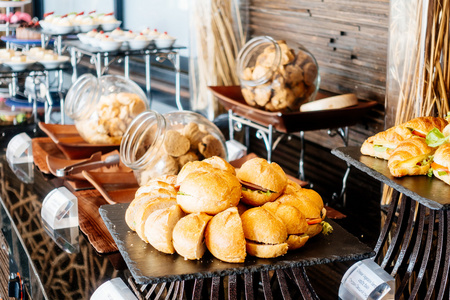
{"left": 65, "top": 73, "right": 101, "bottom": 120}
{"left": 236, "top": 36, "right": 282, "bottom": 87}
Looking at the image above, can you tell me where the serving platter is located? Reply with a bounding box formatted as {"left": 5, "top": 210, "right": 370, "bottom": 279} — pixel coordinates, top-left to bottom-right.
{"left": 100, "top": 203, "right": 373, "bottom": 284}
{"left": 38, "top": 122, "right": 120, "bottom": 159}
{"left": 209, "top": 86, "right": 377, "bottom": 133}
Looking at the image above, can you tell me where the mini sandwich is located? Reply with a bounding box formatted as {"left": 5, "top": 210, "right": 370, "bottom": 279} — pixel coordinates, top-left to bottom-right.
{"left": 144, "top": 204, "right": 185, "bottom": 254}
{"left": 361, "top": 117, "right": 448, "bottom": 160}
{"left": 172, "top": 212, "right": 212, "bottom": 260}
{"left": 431, "top": 143, "right": 450, "bottom": 185}
{"left": 240, "top": 207, "right": 288, "bottom": 258}
{"left": 204, "top": 207, "right": 246, "bottom": 263}
{"left": 388, "top": 136, "right": 435, "bottom": 177}
{"left": 236, "top": 158, "right": 288, "bottom": 206}
{"left": 176, "top": 169, "right": 241, "bottom": 215}
{"left": 276, "top": 188, "right": 326, "bottom": 238}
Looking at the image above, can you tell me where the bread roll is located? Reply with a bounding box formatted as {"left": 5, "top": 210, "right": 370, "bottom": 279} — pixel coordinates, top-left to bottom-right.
{"left": 240, "top": 207, "right": 287, "bottom": 244}
{"left": 286, "top": 235, "right": 309, "bottom": 250}
{"left": 237, "top": 158, "right": 288, "bottom": 206}
{"left": 402, "top": 116, "right": 448, "bottom": 137}
{"left": 388, "top": 137, "right": 435, "bottom": 177}
{"left": 246, "top": 240, "right": 288, "bottom": 258}
{"left": 172, "top": 213, "right": 212, "bottom": 260}
{"left": 276, "top": 190, "right": 322, "bottom": 220}
{"left": 134, "top": 197, "right": 177, "bottom": 242}
{"left": 144, "top": 205, "right": 185, "bottom": 254}
{"left": 177, "top": 170, "right": 241, "bottom": 215}
{"left": 176, "top": 161, "right": 219, "bottom": 185}
{"left": 205, "top": 207, "right": 246, "bottom": 263}
{"left": 126, "top": 195, "right": 161, "bottom": 231}
{"left": 262, "top": 201, "right": 307, "bottom": 235}
{"left": 305, "top": 223, "right": 323, "bottom": 238}
{"left": 360, "top": 126, "right": 406, "bottom": 160}
{"left": 202, "top": 156, "right": 236, "bottom": 175}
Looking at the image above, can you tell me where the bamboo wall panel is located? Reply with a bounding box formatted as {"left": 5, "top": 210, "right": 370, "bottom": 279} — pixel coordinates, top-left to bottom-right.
{"left": 248, "top": 0, "right": 389, "bottom": 145}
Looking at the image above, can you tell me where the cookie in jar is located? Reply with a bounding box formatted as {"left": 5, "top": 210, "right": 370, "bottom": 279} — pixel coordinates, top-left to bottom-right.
{"left": 237, "top": 36, "right": 320, "bottom": 112}
{"left": 120, "top": 110, "right": 227, "bottom": 186}
{"left": 65, "top": 74, "right": 148, "bottom": 144}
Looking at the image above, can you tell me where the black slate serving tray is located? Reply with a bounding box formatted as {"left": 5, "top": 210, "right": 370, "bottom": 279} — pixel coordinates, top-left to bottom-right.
{"left": 332, "top": 146, "right": 450, "bottom": 210}
{"left": 99, "top": 203, "right": 374, "bottom": 285}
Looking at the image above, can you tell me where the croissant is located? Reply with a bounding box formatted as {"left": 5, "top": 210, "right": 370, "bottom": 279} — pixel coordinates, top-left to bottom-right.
{"left": 360, "top": 126, "right": 407, "bottom": 160}
{"left": 387, "top": 137, "right": 435, "bottom": 177}
{"left": 399, "top": 116, "right": 448, "bottom": 138}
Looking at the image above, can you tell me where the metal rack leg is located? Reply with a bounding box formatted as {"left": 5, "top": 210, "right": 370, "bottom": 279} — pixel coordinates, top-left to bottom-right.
{"left": 145, "top": 54, "right": 152, "bottom": 107}
{"left": 299, "top": 131, "right": 305, "bottom": 181}
{"left": 174, "top": 52, "right": 182, "bottom": 111}
{"left": 70, "top": 48, "right": 78, "bottom": 83}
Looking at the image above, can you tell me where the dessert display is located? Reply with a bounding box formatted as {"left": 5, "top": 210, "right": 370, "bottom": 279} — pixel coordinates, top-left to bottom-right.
{"left": 2, "top": 54, "right": 36, "bottom": 71}
{"left": 360, "top": 116, "right": 450, "bottom": 184}
{"left": 128, "top": 33, "right": 151, "bottom": 50}
{"left": 15, "top": 20, "right": 41, "bottom": 40}
{"left": 237, "top": 36, "right": 320, "bottom": 113}
{"left": 120, "top": 111, "right": 228, "bottom": 186}
{"left": 154, "top": 31, "right": 176, "bottom": 48}
{"left": 39, "top": 11, "right": 121, "bottom": 33}
{"left": 125, "top": 157, "right": 331, "bottom": 263}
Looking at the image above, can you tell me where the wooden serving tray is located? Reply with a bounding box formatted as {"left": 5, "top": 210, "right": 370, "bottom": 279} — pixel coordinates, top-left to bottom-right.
{"left": 38, "top": 122, "right": 120, "bottom": 159}
{"left": 209, "top": 86, "right": 377, "bottom": 133}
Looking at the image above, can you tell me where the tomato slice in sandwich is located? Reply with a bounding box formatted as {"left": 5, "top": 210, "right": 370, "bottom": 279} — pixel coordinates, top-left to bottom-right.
{"left": 411, "top": 130, "right": 426, "bottom": 138}
{"left": 431, "top": 162, "right": 448, "bottom": 172}
{"left": 307, "top": 218, "right": 322, "bottom": 225}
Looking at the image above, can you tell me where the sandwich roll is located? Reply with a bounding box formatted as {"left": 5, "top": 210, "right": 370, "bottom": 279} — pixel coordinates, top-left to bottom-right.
{"left": 401, "top": 116, "right": 448, "bottom": 138}
{"left": 177, "top": 170, "right": 241, "bottom": 215}
{"left": 237, "top": 158, "right": 288, "bottom": 206}
{"left": 172, "top": 212, "right": 212, "bottom": 260}
{"left": 245, "top": 240, "right": 288, "bottom": 258}
{"left": 360, "top": 126, "right": 406, "bottom": 160}
{"left": 262, "top": 201, "right": 308, "bottom": 235}
{"left": 134, "top": 197, "right": 177, "bottom": 242}
{"left": 388, "top": 137, "right": 435, "bottom": 177}
{"left": 240, "top": 207, "right": 287, "bottom": 245}
{"left": 202, "top": 156, "right": 236, "bottom": 175}
{"left": 176, "top": 161, "right": 221, "bottom": 185}
{"left": 286, "top": 234, "right": 309, "bottom": 250}
{"left": 144, "top": 205, "right": 185, "bottom": 254}
{"left": 126, "top": 194, "right": 164, "bottom": 231}
{"left": 432, "top": 143, "right": 450, "bottom": 185}
{"left": 205, "top": 207, "right": 246, "bottom": 263}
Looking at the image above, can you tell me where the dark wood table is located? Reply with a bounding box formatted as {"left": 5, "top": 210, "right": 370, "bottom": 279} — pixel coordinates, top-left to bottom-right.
{"left": 332, "top": 147, "right": 450, "bottom": 299}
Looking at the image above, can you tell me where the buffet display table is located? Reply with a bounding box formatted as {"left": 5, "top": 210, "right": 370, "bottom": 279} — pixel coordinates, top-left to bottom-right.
{"left": 0, "top": 126, "right": 375, "bottom": 299}
{"left": 332, "top": 147, "right": 450, "bottom": 298}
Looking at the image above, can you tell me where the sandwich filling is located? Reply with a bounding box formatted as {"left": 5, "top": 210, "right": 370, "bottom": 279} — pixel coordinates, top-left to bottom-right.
{"left": 239, "top": 180, "right": 276, "bottom": 195}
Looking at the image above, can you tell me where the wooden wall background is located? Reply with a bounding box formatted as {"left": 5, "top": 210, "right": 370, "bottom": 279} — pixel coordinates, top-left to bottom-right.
{"left": 247, "top": 0, "right": 389, "bottom": 148}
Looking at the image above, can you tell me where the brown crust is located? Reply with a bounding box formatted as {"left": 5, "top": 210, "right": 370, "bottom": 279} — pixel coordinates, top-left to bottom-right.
{"left": 241, "top": 207, "right": 287, "bottom": 244}
{"left": 246, "top": 240, "right": 288, "bottom": 258}
{"left": 262, "top": 202, "right": 308, "bottom": 235}
{"left": 401, "top": 116, "right": 448, "bottom": 134}
{"left": 286, "top": 235, "right": 309, "bottom": 250}
{"left": 204, "top": 207, "right": 247, "bottom": 263}
{"left": 177, "top": 170, "right": 241, "bottom": 215}
{"left": 434, "top": 143, "right": 450, "bottom": 169}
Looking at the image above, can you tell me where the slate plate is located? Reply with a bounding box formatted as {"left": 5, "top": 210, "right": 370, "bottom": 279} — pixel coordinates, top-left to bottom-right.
{"left": 332, "top": 147, "right": 450, "bottom": 210}
{"left": 99, "top": 203, "right": 374, "bottom": 285}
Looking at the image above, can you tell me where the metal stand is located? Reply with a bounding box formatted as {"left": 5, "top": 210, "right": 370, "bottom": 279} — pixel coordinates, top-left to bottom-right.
{"left": 65, "top": 41, "right": 185, "bottom": 111}
{"left": 128, "top": 266, "right": 319, "bottom": 299}
{"left": 228, "top": 109, "right": 350, "bottom": 202}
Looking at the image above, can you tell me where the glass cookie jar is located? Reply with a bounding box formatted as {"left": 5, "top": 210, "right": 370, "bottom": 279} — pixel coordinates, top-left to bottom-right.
{"left": 65, "top": 74, "right": 148, "bottom": 144}
{"left": 236, "top": 36, "right": 320, "bottom": 112}
{"left": 120, "top": 110, "right": 228, "bottom": 186}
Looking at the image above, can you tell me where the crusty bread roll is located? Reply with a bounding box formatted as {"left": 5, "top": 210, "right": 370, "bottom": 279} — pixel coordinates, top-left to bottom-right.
{"left": 262, "top": 201, "right": 307, "bottom": 235}
{"left": 176, "top": 161, "right": 219, "bottom": 185}
{"left": 135, "top": 183, "right": 177, "bottom": 199}
{"left": 286, "top": 234, "right": 309, "bottom": 250}
{"left": 276, "top": 189, "right": 322, "bottom": 220}
{"left": 240, "top": 207, "right": 287, "bottom": 244}
{"left": 205, "top": 207, "right": 246, "bottom": 263}
{"left": 432, "top": 143, "right": 450, "bottom": 185}
{"left": 236, "top": 158, "right": 288, "bottom": 206}
{"left": 305, "top": 223, "right": 323, "bottom": 238}
{"left": 202, "top": 156, "right": 236, "bottom": 175}
{"left": 172, "top": 212, "right": 212, "bottom": 260}
{"left": 126, "top": 195, "right": 162, "bottom": 231}
{"left": 295, "top": 188, "right": 324, "bottom": 211}
{"left": 284, "top": 179, "right": 302, "bottom": 194}
{"left": 144, "top": 205, "right": 185, "bottom": 254}
{"left": 134, "top": 198, "right": 177, "bottom": 242}
{"left": 388, "top": 137, "right": 435, "bottom": 177}
{"left": 246, "top": 240, "right": 288, "bottom": 258}
{"left": 177, "top": 170, "right": 241, "bottom": 215}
